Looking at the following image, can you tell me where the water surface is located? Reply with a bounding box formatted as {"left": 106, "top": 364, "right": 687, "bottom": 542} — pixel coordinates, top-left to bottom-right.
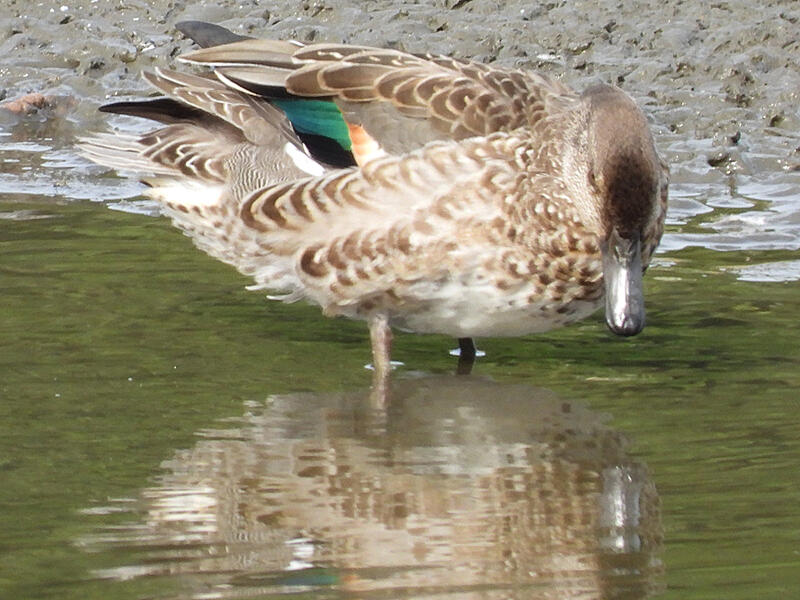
{"left": 3, "top": 124, "right": 799, "bottom": 599}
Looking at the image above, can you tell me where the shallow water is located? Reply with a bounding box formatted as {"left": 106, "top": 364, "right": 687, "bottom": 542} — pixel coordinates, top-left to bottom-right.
{"left": 3, "top": 1, "right": 800, "bottom": 599}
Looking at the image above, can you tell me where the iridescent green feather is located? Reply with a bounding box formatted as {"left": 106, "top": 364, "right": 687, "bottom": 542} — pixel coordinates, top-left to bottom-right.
{"left": 272, "top": 99, "right": 352, "bottom": 151}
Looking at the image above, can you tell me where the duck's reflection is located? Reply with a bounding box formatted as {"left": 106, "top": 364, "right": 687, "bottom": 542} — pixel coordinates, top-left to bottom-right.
{"left": 86, "top": 376, "right": 663, "bottom": 599}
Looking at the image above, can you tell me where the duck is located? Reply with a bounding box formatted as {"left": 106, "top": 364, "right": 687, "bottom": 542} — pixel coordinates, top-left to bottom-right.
{"left": 80, "top": 21, "right": 668, "bottom": 388}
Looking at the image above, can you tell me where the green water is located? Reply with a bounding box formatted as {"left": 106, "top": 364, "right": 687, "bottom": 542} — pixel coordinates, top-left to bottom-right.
{"left": 1, "top": 111, "right": 800, "bottom": 598}
{"left": 2, "top": 192, "right": 799, "bottom": 599}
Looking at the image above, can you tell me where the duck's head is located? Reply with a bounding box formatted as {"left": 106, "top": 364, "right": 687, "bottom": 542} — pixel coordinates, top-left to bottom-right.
{"left": 583, "top": 85, "right": 664, "bottom": 337}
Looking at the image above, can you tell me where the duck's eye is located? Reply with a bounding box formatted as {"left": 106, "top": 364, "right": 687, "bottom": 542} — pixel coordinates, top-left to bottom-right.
{"left": 587, "top": 169, "right": 599, "bottom": 191}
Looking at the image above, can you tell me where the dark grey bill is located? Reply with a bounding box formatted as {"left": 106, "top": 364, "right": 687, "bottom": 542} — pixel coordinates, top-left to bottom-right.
{"left": 602, "top": 229, "right": 645, "bottom": 336}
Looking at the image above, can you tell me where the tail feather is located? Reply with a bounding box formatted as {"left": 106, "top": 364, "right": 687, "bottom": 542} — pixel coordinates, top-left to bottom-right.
{"left": 99, "top": 97, "right": 210, "bottom": 125}
{"left": 78, "top": 133, "right": 177, "bottom": 175}
{"left": 175, "top": 20, "right": 251, "bottom": 48}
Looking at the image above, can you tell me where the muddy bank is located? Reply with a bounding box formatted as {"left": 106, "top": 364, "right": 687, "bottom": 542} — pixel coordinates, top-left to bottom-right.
{"left": 2, "top": 0, "right": 799, "bottom": 178}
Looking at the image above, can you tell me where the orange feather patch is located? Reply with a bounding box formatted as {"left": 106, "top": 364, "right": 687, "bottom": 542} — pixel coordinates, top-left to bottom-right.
{"left": 347, "top": 123, "right": 387, "bottom": 166}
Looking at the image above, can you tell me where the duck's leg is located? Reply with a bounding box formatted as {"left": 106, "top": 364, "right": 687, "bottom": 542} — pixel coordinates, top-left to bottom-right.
{"left": 456, "top": 337, "right": 477, "bottom": 375}
{"left": 368, "top": 313, "right": 392, "bottom": 406}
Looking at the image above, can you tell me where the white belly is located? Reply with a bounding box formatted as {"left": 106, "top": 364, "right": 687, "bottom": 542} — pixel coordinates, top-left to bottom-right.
{"left": 387, "top": 280, "right": 603, "bottom": 338}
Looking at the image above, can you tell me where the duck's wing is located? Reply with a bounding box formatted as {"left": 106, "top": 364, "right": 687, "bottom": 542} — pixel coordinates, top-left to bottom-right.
{"left": 79, "top": 67, "right": 322, "bottom": 186}
{"left": 179, "top": 33, "right": 577, "bottom": 158}
{"left": 230, "top": 130, "right": 591, "bottom": 314}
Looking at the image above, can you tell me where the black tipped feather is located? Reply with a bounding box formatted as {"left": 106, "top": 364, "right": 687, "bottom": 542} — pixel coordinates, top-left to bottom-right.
{"left": 294, "top": 131, "right": 357, "bottom": 168}
{"left": 217, "top": 71, "right": 301, "bottom": 101}
{"left": 99, "top": 98, "right": 211, "bottom": 125}
{"left": 175, "top": 21, "right": 251, "bottom": 48}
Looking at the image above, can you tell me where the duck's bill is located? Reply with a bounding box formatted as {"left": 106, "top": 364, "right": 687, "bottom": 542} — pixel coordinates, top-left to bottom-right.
{"left": 602, "top": 230, "right": 645, "bottom": 336}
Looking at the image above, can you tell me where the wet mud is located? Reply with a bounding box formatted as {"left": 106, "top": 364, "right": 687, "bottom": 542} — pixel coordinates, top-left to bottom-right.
{"left": 2, "top": 0, "right": 798, "bottom": 155}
